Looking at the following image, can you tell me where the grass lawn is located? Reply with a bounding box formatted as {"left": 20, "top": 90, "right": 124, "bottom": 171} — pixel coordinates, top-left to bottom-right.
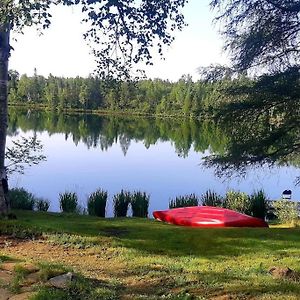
{"left": 0, "top": 210, "right": 300, "bottom": 299}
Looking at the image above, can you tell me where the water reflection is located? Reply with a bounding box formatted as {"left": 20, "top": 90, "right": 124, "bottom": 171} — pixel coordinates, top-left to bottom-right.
{"left": 7, "top": 108, "right": 300, "bottom": 213}
{"left": 8, "top": 108, "right": 228, "bottom": 158}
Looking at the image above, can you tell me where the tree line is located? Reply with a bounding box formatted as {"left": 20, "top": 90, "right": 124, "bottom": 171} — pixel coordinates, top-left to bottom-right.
{"left": 8, "top": 70, "right": 222, "bottom": 116}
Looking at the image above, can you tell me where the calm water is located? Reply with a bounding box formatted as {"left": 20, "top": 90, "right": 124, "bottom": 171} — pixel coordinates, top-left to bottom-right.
{"left": 7, "top": 109, "right": 300, "bottom": 215}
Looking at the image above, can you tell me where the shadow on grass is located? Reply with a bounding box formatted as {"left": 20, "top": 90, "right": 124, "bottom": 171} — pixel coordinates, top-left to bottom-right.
{"left": 8, "top": 211, "right": 300, "bottom": 260}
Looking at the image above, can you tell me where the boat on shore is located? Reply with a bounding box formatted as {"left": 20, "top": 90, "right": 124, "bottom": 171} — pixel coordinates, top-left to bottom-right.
{"left": 153, "top": 206, "right": 269, "bottom": 228}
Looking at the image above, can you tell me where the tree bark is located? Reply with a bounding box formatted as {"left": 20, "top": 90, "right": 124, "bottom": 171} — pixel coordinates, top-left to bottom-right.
{"left": 0, "top": 23, "right": 10, "bottom": 214}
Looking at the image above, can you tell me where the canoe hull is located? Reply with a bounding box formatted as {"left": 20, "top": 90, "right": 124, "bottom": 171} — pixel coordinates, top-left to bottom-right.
{"left": 153, "top": 206, "right": 268, "bottom": 228}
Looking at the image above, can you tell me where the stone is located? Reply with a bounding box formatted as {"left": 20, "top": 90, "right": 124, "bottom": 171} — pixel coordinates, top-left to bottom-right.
{"left": 47, "top": 272, "right": 74, "bottom": 289}
{"left": 0, "top": 263, "right": 16, "bottom": 273}
{"left": 0, "top": 288, "right": 13, "bottom": 300}
{"left": 0, "top": 270, "right": 14, "bottom": 285}
{"left": 22, "top": 272, "right": 40, "bottom": 286}
{"left": 19, "top": 287, "right": 33, "bottom": 293}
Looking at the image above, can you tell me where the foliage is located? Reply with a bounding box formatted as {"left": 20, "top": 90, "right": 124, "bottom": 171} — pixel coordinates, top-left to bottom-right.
{"left": 87, "top": 189, "right": 107, "bottom": 217}
{"left": 210, "top": 0, "right": 300, "bottom": 73}
{"left": 59, "top": 192, "right": 78, "bottom": 213}
{"left": 273, "top": 200, "right": 298, "bottom": 224}
{"left": 201, "top": 189, "right": 223, "bottom": 207}
{"left": 113, "top": 190, "right": 130, "bottom": 217}
{"left": 203, "top": 1, "right": 300, "bottom": 179}
{"left": 8, "top": 187, "right": 35, "bottom": 210}
{"left": 130, "top": 191, "right": 150, "bottom": 218}
{"left": 8, "top": 72, "right": 216, "bottom": 116}
{"left": 169, "top": 194, "right": 198, "bottom": 209}
{"left": 5, "top": 136, "right": 46, "bottom": 175}
{"left": 35, "top": 198, "right": 50, "bottom": 212}
{"left": 3, "top": 1, "right": 188, "bottom": 79}
{"left": 202, "top": 68, "right": 300, "bottom": 178}
{"left": 82, "top": 0, "right": 188, "bottom": 79}
{"left": 249, "top": 190, "right": 268, "bottom": 220}
{"left": 223, "top": 190, "right": 251, "bottom": 214}
{"left": 8, "top": 187, "right": 49, "bottom": 212}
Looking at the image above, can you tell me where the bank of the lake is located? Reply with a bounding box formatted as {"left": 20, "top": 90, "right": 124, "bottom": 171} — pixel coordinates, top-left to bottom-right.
{"left": 8, "top": 102, "right": 206, "bottom": 119}
{"left": 0, "top": 210, "right": 300, "bottom": 299}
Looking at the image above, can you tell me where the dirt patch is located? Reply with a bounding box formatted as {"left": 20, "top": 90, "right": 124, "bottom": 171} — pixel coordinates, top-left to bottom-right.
{"left": 0, "top": 238, "right": 126, "bottom": 281}
{"left": 0, "top": 237, "right": 24, "bottom": 249}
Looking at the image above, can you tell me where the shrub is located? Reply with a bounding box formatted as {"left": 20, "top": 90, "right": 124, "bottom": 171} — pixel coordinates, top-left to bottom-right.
{"left": 201, "top": 189, "right": 223, "bottom": 207}
{"left": 35, "top": 198, "right": 50, "bottom": 212}
{"left": 249, "top": 190, "right": 268, "bottom": 219}
{"left": 113, "top": 190, "right": 130, "bottom": 217}
{"left": 131, "top": 191, "right": 150, "bottom": 218}
{"left": 8, "top": 188, "right": 35, "bottom": 210}
{"left": 87, "top": 189, "right": 108, "bottom": 217}
{"left": 59, "top": 191, "right": 78, "bottom": 213}
{"left": 169, "top": 194, "right": 199, "bottom": 209}
{"left": 224, "top": 190, "right": 251, "bottom": 214}
{"left": 273, "top": 200, "right": 298, "bottom": 224}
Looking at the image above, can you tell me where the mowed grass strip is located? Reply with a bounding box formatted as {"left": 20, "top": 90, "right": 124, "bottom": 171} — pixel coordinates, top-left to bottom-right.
{"left": 1, "top": 210, "right": 300, "bottom": 299}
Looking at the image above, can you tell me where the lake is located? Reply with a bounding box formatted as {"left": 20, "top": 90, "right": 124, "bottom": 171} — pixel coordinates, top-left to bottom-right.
{"left": 7, "top": 108, "right": 300, "bottom": 216}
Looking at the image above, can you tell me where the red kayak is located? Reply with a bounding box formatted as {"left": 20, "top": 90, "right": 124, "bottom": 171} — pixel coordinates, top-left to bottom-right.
{"left": 153, "top": 206, "right": 268, "bottom": 228}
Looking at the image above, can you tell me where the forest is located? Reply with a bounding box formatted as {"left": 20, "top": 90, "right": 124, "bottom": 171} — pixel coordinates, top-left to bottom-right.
{"left": 7, "top": 69, "right": 227, "bottom": 116}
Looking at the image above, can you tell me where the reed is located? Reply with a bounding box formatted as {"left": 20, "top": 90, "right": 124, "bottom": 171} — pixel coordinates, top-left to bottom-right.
{"left": 59, "top": 191, "right": 78, "bottom": 213}
{"left": 201, "top": 189, "right": 223, "bottom": 207}
{"left": 131, "top": 191, "right": 150, "bottom": 218}
{"left": 169, "top": 194, "right": 198, "bottom": 209}
{"left": 224, "top": 190, "right": 251, "bottom": 214}
{"left": 87, "top": 189, "right": 108, "bottom": 217}
{"left": 113, "top": 190, "right": 130, "bottom": 217}
{"left": 35, "top": 198, "right": 50, "bottom": 212}
{"left": 249, "top": 190, "right": 268, "bottom": 219}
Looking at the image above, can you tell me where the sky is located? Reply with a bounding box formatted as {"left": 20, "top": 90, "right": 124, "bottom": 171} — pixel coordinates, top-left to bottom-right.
{"left": 9, "top": 0, "right": 229, "bottom": 81}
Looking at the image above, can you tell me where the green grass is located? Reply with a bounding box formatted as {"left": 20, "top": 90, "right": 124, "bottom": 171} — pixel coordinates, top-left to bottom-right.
{"left": 2, "top": 210, "right": 300, "bottom": 299}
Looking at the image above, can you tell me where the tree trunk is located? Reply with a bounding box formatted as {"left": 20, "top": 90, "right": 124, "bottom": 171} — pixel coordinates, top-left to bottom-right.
{"left": 0, "top": 24, "right": 10, "bottom": 214}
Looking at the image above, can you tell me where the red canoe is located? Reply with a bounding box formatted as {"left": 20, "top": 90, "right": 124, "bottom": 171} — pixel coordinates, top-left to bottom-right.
{"left": 153, "top": 206, "right": 268, "bottom": 228}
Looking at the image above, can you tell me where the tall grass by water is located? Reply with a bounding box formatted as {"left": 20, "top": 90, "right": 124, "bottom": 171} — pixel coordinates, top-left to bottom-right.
{"left": 169, "top": 193, "right": 199, "bottom": 209}
{"left": 35, "top": 198, "right": 50, "bottom": 212}
{"left": 224, "top": 190, "right": 251, "bottom": 214}
{"left": 87, "top": 189, "right": 108, "bottom": 217}
{"left": 59, "top": 192, "right": 78, "bottom": 213}
{"left": 131, "top": 191, "right": 150, "bottom": 218}
{"left": 201, "top": 189, "right": 223, "bottom": 207}
{"left": 249, "top": 190, "right": 268, "bottom": 219}
{"left": 9, "top": 184, "right": 271, "bottom": 221}
{"left": 113, "top": 190, "right": 131, "bottom": 217}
